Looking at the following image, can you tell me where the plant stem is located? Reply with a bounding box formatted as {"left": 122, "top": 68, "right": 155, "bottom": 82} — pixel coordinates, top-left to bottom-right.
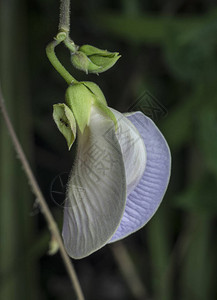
{"left": 110, "top": 242, "right": 148, "bottom": 300}
{"left": 46, "top": 33, "right": 77, "bottom": 85}
{"left": 59, "top": 0, "right": 70, "bottom": 33}
{"left": 0, "top": 85, "right": 85, "bottom": 300}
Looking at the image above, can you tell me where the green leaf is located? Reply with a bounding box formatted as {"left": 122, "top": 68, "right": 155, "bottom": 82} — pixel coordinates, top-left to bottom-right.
{"left": 53, "top": 103, "right": 76, "bottom": 150}
{"left": 65, "top": 84, "right": 94, "bottom": 134}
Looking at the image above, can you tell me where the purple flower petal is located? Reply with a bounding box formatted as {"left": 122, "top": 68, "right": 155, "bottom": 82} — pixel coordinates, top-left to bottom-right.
{"left": 109, "top": 112, "right": 171, "bottom": 242}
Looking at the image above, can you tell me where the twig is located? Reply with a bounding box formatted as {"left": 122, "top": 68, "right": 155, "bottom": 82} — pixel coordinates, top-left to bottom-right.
{"left": 161, "top": 215, "right": 195, "bottom": 285}
{"left": 110, "top": 242, "right": 149, "bottom": 300}
{"left": 0, "top": 85, "right": 85, "bottom": 300}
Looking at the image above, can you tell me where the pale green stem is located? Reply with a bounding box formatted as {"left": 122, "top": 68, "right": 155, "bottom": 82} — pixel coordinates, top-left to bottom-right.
{"left": 46, "top": 33, "right": 77, "bottom": 85}
{"left": 64, "top": 37, "right": 77, "bottom": 53}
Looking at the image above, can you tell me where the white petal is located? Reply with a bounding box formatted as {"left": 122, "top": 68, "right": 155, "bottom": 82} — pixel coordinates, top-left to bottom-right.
{"left": 110, "top": 108, "right": 147, "bottom": 195}
{"left": 62, "top": 106, "right": 126, "bottom": 259}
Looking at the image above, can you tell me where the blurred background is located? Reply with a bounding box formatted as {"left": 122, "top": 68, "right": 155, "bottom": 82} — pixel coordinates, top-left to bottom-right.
{"left": 0, "top": 0, "right": 217, "bottom": 299}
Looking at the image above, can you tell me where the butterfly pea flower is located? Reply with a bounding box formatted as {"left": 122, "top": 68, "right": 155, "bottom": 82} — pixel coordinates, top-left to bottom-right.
{"left": 53, "top": 82, "right": 171, "bottom": 259}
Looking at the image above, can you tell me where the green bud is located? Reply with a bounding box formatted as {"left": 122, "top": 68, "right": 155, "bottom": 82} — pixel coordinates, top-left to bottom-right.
{"left": 82, "top": 81, "right": 107, "bottom": 105}
{"left": 65, "top": 83, "right": 94, "bottom": 133}
{"left": 71, "top": 44, "right": 121, "bottom": 74}
{"left": 53, "top": 103, "right": 76, "bottom": 150}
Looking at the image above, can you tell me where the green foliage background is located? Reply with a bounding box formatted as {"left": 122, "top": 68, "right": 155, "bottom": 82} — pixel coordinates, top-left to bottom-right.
{"left": 0, "top": 0, "right": 217, "bottom": 299}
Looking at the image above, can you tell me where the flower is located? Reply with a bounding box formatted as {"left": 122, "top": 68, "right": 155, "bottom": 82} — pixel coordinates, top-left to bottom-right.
{"left": 53, "top": 83, "right": 171, "bottom": 259}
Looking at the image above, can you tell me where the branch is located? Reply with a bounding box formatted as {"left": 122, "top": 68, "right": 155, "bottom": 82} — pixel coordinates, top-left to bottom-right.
{"left": 110, "top": 242, "right": 149, "bottom": 300}
{"left": 0, "top": 84, "right": 85, "bottom": 300}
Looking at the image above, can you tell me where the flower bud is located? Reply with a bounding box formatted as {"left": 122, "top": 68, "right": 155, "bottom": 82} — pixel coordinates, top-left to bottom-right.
{"left": 71, "top": 44, "right": 121, "bottom": 74}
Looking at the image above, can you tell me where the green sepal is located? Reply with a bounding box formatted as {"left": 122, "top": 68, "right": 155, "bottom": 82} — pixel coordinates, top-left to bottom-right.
{"left": 79, "top": 44, "right": 118, "bottom": 57}
{"left": 88, "top": 54, "right": 120, "bottom": 74}
{"left": 93, "top": 99, "right": 118, "bottom": 131}
{"left": 65, "top": 83, "right": 94, "bottom": 133}
{"left": 85, "top": 60, "right": 103, "bottom": 73}
{"left": 82, "top": 81, "right": 107, "bottom": 105}
{"left": 53, "top": 103, "right": 76, "bottom": 150}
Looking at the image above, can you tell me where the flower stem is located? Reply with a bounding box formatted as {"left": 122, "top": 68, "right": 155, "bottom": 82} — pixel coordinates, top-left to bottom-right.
{"left": 59, "top": 0, "right": 70, "bottom": 33}
{"left": 0, "top": 85, "right": 85, "bottom": 300}
{"left": 46, "top": 0, "right": 78, "bottom": 85}
{"left": 46, "top": 40, "right": 77, "bottom": 84}
{"left": 46, "top": 35, "right": 77, "bottom": 85}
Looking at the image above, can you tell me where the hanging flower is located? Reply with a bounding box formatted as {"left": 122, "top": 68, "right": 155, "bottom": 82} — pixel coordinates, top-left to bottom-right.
{"left": 53, "top": 82, "right": 171, "bottom": 259}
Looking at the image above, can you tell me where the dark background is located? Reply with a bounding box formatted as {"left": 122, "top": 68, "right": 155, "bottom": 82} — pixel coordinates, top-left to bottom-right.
{"left": 0, "top": 0, "right": 217, "bottom": 299}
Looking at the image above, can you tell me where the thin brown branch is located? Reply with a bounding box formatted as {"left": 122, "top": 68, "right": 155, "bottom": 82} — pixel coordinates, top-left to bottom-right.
{"left": 0, "top": 84, "right": 85, "bottom": 300}
{"left": 110, "top": 241, "right": 149, "bottom": 300}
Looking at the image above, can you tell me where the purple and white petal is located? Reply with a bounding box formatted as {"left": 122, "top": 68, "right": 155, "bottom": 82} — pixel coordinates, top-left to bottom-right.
{"left": 109, "top": 112, "right": 171, "bottom": 242}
